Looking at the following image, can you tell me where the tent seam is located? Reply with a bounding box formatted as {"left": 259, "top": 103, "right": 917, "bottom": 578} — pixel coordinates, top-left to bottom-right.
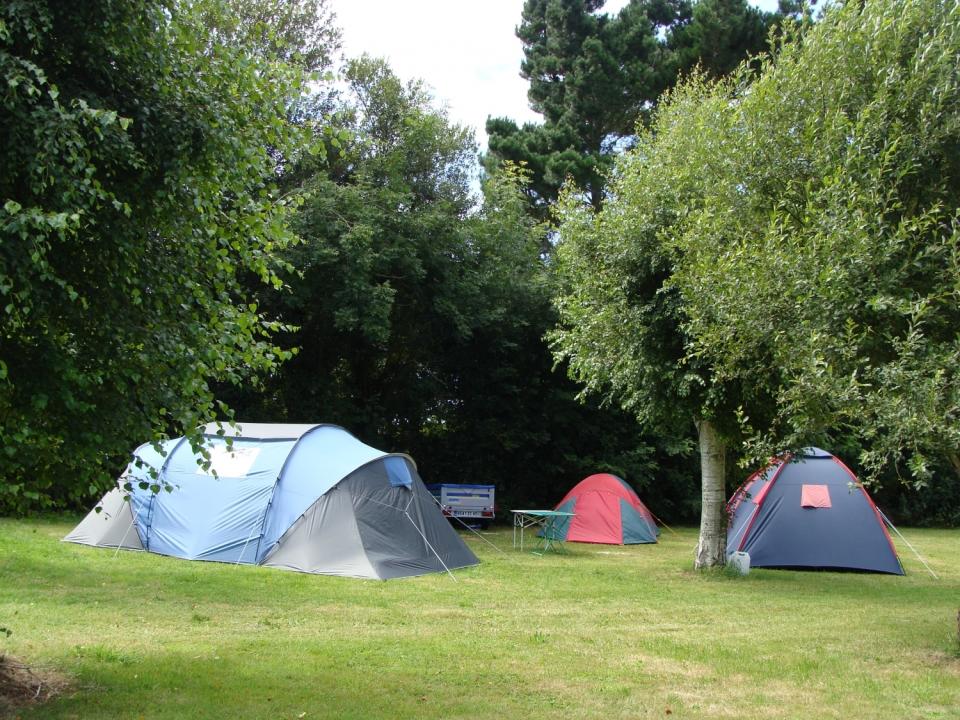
{"left": 737, "top": 456, "right": 791, "bottom": 552}
{"left": 141, "top": 436, "right": 190, "bottom": 552}
{"left": 252, "top": 424, "right": 324, "bottom": 562}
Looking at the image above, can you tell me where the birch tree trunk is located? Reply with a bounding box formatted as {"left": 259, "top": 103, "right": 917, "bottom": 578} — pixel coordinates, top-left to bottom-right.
{"left": 948, "top": 452, "right": 960, "bottom": 481}
{"left": 695, "top": 418, "right": 727, "bottom": 569}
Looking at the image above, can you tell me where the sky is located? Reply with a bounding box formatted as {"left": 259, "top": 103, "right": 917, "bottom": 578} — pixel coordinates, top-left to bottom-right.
{"left": 329, "top": 0, "right": 781, "bottom": 150}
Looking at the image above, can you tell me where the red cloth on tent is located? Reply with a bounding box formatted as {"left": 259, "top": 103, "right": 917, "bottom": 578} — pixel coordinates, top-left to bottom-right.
{"left": 800, "top": 484, "right": 832, "bottom": 508}
{"left": 566, "top": 491, "right": 623, "bottom": 544}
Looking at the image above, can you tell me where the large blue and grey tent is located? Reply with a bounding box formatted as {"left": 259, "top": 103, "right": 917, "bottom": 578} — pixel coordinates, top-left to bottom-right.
{"left": 65, "top": 423, "right": 479, "bottom": 579}
{"left": 726, "top": 448, "right": 903, "bottom": 575}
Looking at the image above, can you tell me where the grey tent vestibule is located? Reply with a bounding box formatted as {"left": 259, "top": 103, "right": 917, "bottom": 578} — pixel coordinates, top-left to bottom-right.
{"left": 65, "top": 423, "right": 479, "bottom": 580}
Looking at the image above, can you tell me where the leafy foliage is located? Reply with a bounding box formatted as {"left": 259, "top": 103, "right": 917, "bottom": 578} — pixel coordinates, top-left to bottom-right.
{"left": 549, "top": 72, "right": 759, "bottom": 442}
{"left": 666, "top": 0, "right": 960, "bottom": 485}
{"left": 549, "top": 74, "right": 756, "bottom": 563}
{"left": 0, "top": 0, "right": 312, "bottom": 512}
{"left": 220, "top": 60, "right": 687, "bottom": 515}
{"left": 486, "top": 0, "right": 779, "bottom": 214}
{"left": 231, "top": 57, "right": 479, "bottom": 441}
{"left": 193, "top": 0, "right": 340, "bottom": 72}
{"left": 554, "top": 0, "right": 960, "bottom": 500}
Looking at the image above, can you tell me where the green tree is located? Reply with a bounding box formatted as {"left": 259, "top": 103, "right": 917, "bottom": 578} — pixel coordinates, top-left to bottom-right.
{"left": 549, "top": 91, "right": 757, "bottom": 565}
{"left": 222, "top": 60, "right": 680, "bottom": 513}
{"left": 485, "top": 0, "right": 778, "bottom": 216}
{"left": 669, "top": 0, "right": 774, "bottom": 75}
{"left": 552, "top": 0, "right": 960, "bottom": 567}
{"left": 194, "top": 0, "right": 339, "bottom": 72}
{"left": 230, "top": 57, "right": 478, "bottom": 445}
{"left": 419, "top": 165, "right": 691, "bottom": 512}
{"left": 0, "top": 0, "right": 317, "bottom": 512}
{"left": 668, "top": 0, "right": 960, "bottom": 486}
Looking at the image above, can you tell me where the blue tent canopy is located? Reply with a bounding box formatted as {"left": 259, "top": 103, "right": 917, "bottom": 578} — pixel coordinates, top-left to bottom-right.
{"left": 65, "top": 423, "right": 478, "bottom": 579}
{"left": 727, "top": 448, "right": 903, "bottom": 575}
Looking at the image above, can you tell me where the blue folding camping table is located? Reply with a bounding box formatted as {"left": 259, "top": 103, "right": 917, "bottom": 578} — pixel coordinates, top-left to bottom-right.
{"left": 510, "top": 509, "right": 575, "bottom": 554}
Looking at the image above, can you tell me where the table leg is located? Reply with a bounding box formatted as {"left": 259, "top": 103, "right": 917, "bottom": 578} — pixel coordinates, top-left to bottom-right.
{"left": 538, "top": 516, "right": 565, "bottom": 554}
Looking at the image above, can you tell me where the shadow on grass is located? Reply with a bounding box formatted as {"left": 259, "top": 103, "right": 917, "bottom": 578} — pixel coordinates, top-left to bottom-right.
{"left": 16, "top": 625, "right": 555, "bottom": 720}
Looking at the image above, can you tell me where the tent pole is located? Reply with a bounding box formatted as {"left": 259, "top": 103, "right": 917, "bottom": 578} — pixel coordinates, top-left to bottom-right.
{"left": 880, "top": 511, "right": 939, "bottom": 579}
{"left": 354, "top": 491, "right": 463, "bottom": 581}
{"left": 113, "top": 491, "right": 145, "bottom": 557}
{"left": 403, "top": 510, "right": 457, "bottom": 582}
{"left": 235, "top": 506, "right": 268, "bottom": 566}
{"left": 113, "top": 507, "right": 134, "bottom": 558}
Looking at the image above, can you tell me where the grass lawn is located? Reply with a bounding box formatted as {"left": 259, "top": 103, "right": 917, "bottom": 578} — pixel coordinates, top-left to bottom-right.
{"left": 0, "top": 517, "right": 958, "bottom": 719}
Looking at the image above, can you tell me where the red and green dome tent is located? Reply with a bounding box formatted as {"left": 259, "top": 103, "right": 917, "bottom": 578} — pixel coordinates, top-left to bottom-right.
{"left": 549, "top": 473, "right": 659, "bottom": 545}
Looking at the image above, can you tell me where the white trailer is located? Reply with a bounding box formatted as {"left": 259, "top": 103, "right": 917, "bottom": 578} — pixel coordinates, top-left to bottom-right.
{"left": 427, "top": 484, "right": 496, "bottom": 528}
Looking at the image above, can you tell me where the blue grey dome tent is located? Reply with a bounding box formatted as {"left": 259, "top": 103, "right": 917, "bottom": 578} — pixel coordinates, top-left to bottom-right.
{"left": 65, "top": 423, "right": 479, "bottom": 579}
{"left": 726, "top": 448, "right": 903, "bottom": 575}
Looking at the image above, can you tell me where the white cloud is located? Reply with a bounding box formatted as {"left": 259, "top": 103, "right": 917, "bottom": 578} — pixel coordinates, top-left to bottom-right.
{"left": 330, "top": 0, "right": 781, "bottom": 149}
{"left": 331, "top": 1, "right": 566, "bottom": 148}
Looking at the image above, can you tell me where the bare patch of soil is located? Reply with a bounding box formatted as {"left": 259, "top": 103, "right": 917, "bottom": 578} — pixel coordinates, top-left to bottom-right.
{"left": 0, "top": 654, "right": 68, "bottom": 717}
